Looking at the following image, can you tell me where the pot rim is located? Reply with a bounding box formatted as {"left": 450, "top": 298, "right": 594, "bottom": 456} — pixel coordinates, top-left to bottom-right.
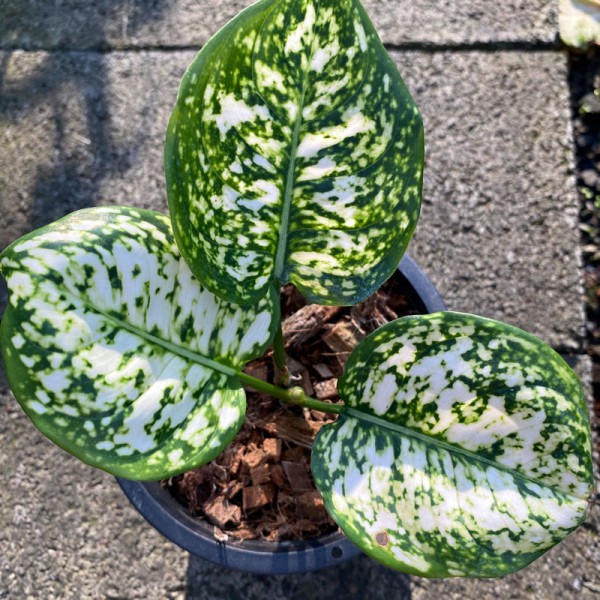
{"left": 117, "top": 253, "right": 445, "bottom": 574}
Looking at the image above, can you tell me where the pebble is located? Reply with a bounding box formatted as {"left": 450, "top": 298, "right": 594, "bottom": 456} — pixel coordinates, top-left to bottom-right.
{"left": 581, "top": 168, "right": 599, "bottom": 188}
{"left": 580, "top": 93, "right": 600, "bottom": 115}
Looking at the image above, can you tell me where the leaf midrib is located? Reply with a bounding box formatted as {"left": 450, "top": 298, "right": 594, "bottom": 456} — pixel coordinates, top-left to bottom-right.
{"left": 91, "top": 305, "right": 238, "bottom": 378}
{"left": 272, "top": 9, "right": 319, "bottom": 282}
{"left": 274, "top": 103, "right": 304, "bottom": 280}
{"left": 343, "top": 407, "right": 590, "bottom": 501}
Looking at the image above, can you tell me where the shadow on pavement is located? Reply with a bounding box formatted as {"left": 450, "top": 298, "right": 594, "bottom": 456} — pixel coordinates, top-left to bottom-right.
{"left": 0, "top": 1, "right": 170, "bottom": 237}
{"left": 186, "top": 554, "right": 411, "bottom": 600}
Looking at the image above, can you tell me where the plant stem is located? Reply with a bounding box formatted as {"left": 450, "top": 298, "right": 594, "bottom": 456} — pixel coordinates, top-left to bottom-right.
{"left": 271, "top": 283, "right": 292, "bottom": 386}
{"left": 236, "top": 371, "right": 344, "bottom": 415}
{"left": 272, "top": 321, "right": 286, "bottom": 369}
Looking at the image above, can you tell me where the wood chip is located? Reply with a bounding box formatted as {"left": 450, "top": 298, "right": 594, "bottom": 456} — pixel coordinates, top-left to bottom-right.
{"left": 286, "top": 356, "right": 306, "bottom": 375}
{"left": 277, "top": 490, "right": 296, "bottom": 509}
{"left": 242, "top": 360, "right": 269, "bottom": 382}
{"left": 223, "top": 481, "right": 243, "bottom": 500}
{"left": 218, "top": 446, "right": 242, "bottom": 476}
{"left": 282, "top": 461, "right": 313, "bottom": 490}
{"left": 297, "top": 491, "right": 328, "bottom": 522}
{"left": 293, "top": 519, "right": 322, "bottom": 535}
{"left": 269, "top": 464, "right": 287, "bottom": 488}
{"left": 241, "top": 445, "right": 267, "bottom": 469}
{"left": 322, "top": 320, "right": 362, "bottom": 354}
{"left": 262, "top": 438, "right": 282, "bottom": 462}
{"left": 351, "top": 294, "right": 390, "bottom": 331}
{"left": 299, "top": 370, "right": 314, "bottom": 396}
{"left": 259, "top": 411, "right": 315, "bottom": 448}
{"left": 233, "top": 522, "right": 259, "bottom": 541}
{"left": 308, "top": 409, "right": 328, "bottom": 422}
{"left": 313, "top": 378, "right": 338, "bottom": 400}
{"left": 306, "top": 420, "right": 327, "bottom": 435}
{"left": 250, "top": 464, "right": 271, "bottom": 486}
{"left": 313, "top": 363, "right": 335, "bottom": 379}
{"left": 243, "top": 484, "right": 276, "bottom": 511}
{"left": 281, "top": 446, "right": 306, "bottom": 463}
{"left": 283, "top": 304, "right": 344, "bottom": 348}
{"left": 204, "top": 496, "right": 241, "bottom": 529}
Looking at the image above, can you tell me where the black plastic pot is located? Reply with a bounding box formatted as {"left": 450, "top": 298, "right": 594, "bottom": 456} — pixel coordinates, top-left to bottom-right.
{"left": 117, "top": 253, "right": 446, "bottom": 575}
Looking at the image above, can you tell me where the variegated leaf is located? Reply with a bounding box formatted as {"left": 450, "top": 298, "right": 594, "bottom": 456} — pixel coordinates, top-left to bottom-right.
{"left": 166, "top": 0, "right": 423, "bottom": 306}
{"left": 0, "top": 207, "right": 278, "bottom": 480}
{"left": 312, "top": 312, "right": 593, "bottom": 577}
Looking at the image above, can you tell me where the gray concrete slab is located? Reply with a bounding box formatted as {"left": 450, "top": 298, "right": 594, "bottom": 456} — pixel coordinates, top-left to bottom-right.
{"left": 0, "top": 379, "right": 188, "bottom": 599}
{"left": 397, "top": 50, "right": 584, "bottom": 350}
{"left": 0, "top": 49, "right": 177, "bottom": 250}
{"left": 0, "top": 48, "right": 583, "bottom": 348}
{"left": 0, "top": 1, "right": 558, "bottom": 50}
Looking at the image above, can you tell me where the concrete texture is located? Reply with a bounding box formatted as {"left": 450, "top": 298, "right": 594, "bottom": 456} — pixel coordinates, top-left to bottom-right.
{"left": 0, "top": 49, "right": 177, "bottom": 250}
{"left": 0, "top": 376, "right": 189, "bottom": 600}
{"left": 397, "top": 50, "right": 584, "bottom": 350}
{"left": 0, "top": 0, "right": 557, "bottom": 50}
{"left": 0, "top": 1, "right": 598, "bottom": 599}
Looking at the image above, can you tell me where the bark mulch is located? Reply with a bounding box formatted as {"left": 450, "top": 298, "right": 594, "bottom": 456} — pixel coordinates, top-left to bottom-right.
{"left": 165, "top": 270, "right": 420, "bottom": 542}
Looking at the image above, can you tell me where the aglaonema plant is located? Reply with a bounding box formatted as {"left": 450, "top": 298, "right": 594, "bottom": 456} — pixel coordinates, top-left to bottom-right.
{"left": 0, "top": 0, "right": 593, "bottom": 579}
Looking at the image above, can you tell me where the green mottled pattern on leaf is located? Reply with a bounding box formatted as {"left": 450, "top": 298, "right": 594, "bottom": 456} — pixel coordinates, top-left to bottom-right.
{"left": 0, "top": 207, "right": 277, "bottom": 480}
{"left": 166, "top": 0, "right": 423, "bottom": 306}
{"left": 312, "top": 312, "right": 593, "bottom": 577}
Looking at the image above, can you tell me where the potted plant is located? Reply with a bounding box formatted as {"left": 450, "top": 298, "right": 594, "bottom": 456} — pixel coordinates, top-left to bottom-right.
{"left": 116, "top": 253, "right": 446, "bottom": 574}
{"left": 0, "top": 0, "right": 593, "bottom": 579}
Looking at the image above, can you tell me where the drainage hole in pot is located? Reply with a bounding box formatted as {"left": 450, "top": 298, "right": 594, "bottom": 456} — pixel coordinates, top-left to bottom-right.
{"left": 331, "top": 546, "right": 343, "bottom": 559}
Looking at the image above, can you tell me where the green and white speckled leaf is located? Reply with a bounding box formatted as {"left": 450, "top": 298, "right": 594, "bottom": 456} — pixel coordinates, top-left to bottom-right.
{"left": 0, "top": 207, "right": 278, "bottom": 480}
{"left": 166, "top": 0, "right": 423, "bottom": 306}
{"left": 312, "top": 312, "right": 593, "bottom": 578}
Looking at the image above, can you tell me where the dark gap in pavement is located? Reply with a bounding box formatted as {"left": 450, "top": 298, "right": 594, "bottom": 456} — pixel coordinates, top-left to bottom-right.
{"left": 567, "top": 46, "right": 600, "bottom": 480}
